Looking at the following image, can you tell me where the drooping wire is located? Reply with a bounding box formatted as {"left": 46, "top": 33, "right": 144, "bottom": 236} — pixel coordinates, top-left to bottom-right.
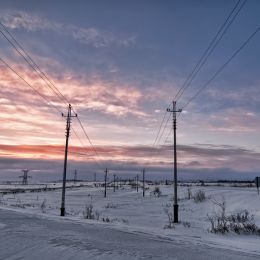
{"left": 175, "top": 0, "right": 247, "bottom": 102}
{"left": 71, "top": 125, "right": 105, "bottom": 169}
{"left": 0, "top": 56, "right": 62, "bottom": 114}
{"left": 0, "top": 24, "right": 69, "bottom": 107}
{"left": 76, "top": 116, "right": 106, "bottom": 169}
{"left": 0, "top": 22, "right": 105, "bottom": 169}
{"left": 181, "top": 27, "right": 260, "bottom": 111}
{"left": 142, "top": 0, "right": 247, "bottom": 172}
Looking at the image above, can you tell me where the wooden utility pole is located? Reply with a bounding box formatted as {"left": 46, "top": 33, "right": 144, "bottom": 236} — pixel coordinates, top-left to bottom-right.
{"left": 136, "top": 174, "right": 139, "bottom": 192}
{"left": 167, "top": 101, "right": 182, "bottom": 223}
{"left": 104, "top": 168, "right": 108, "bottom": 198}
{"left": 60, "top": 104, "right": 77, "bottom": 217}
{"left": 113, "top": 174, "right": 116, "bottom": 192}
{"left": 142, "top": 168, "right": 145, "bottom": 197}
{"left": 116, "top": 176, "right": 119, "bottom": 190}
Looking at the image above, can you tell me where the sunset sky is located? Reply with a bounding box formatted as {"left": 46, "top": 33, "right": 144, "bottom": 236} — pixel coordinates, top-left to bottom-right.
{"left": 0, "top": 0, "right": 260, "bottom": 181}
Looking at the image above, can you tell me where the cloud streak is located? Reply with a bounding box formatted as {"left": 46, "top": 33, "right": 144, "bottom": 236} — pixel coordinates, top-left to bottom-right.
{"left": 1, "top": 11, "right": 136, "bottom": 48}
{"left": 0, "top": 143, "right": 259, "bottom": 173}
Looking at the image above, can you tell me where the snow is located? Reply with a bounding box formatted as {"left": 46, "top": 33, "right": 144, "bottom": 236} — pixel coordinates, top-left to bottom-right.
{"left": 0, "top": 182, "right": 260, "bottom": 258}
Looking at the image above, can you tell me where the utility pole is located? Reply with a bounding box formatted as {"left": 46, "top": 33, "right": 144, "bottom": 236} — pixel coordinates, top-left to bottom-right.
{"left": 116, "top": 176, "right": 119, "bottom": 190}
{"left": 113, "top": 174, "right": 116, "bottom": 192}
{"left": 136, "top": 174, "right": 139, "bottom": 192}
{"left": 142, "top": 168, "right": 145, "bottom": 197}
{"left": 93, "top": 172, "right": 97, "bottom": 182}
{"left": 74, "top": 169, "right": 77, "bottom": 184}
{"left": 60, "top": 104, "right": 77, "bottom": 217}
{"left": 167, "top": 101, "right": 182, "bottom": 223}
{"left": 104, "top": 168, "right": 108, "bottom": 198}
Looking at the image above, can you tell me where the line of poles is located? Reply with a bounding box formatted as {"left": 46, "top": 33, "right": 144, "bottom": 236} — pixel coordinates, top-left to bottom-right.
{"left": 60, "top": 102, "right": 181, "bottom": 224}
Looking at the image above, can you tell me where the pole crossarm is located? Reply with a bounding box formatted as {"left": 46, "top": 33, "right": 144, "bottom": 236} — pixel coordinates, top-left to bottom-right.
{"left": 104, "top": 168, "right": 108, "bottom": 198}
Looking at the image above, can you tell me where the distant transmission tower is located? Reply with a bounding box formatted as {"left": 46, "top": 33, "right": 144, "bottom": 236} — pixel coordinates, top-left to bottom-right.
{"left": 19, "top": 169, "right": 31, "bottom": 185}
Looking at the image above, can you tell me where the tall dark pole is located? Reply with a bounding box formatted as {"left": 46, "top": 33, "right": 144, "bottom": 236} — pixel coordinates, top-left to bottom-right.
{"left": 142, "top": 168, "right": 145, "bottom": 197}
{"left": 116, "top": 176, "right": 119, "bottom": 190}
{"left": 61, "top": 104, "right": 77, "bottom": 216}
{"left": 113, "top": 174, "right": 116, "bottom": 192}
{"left": 167, "top": 101, "right": 182, "bottom": 223}
{"left": 104, "top": 168, "right": 108, "bottom": 198}
{"left": 136, "top": 174, "right": 139, "bottom": 192}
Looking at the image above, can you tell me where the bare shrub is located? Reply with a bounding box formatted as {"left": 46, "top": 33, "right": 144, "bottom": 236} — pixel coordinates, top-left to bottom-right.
{"left": 153, "top": 186, "right": 161, "bottom": 197}
{"left": 182, "top": 221, "right": 191, "bottom": 228}
{"left": 105, "top": 203, "right": 117, "bottom": 209}
{"left": 163, "top": 207, "right": 174, "bottom": 229}
{"left": 193, "top": 190, "right": 206, "bottom": 203}
{"left": 186, "top": 187, "right": 192, "bottom": 200}
{"left": 40, "top": 199, "right": 47, "bottom": 213}
{"left": 83, "top": 203, "right": 100, "bottom": 220}
{"left": 101, "top": 216, "right": 111, "bottom": 222}
{"left": 83, "top": 203, "right": 94, "bottom": 219}
{"left": 101, "top": 217, "right": 128, "bottom": 224}
{"left": 163, "top": 202, "right": 171, "bottom": 208}
{"left": 208, "top": 197, "right": 260, "bottom": 235}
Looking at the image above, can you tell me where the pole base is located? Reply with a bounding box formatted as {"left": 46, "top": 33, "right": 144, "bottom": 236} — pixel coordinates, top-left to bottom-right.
{"left": 174, "top": 204, "right": 179, "bottom": 223}
{"left": 60, "top": 207, "right": 65, "bottom": 216}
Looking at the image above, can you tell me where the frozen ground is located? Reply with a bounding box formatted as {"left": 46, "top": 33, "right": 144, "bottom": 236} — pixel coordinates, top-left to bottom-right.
{"left": 0, "top": 208, "right": 259, "bottom": 260}
{"left": 0, "top": 183, "right": 260, "bottom": 259}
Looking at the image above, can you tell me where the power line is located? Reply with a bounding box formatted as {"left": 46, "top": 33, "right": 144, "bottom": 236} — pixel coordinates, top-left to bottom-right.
{"left": 144, "top": 0, "right": 247, "bottom": 170}
{"left": 0, "top": 24, "right": 69, "bottom": 107}
{"left": 0, "top": 56, "right": 62, "bottom": 114}
{"left": 175, "top": 0, "right": 247, "bottom": 102}
{"left": 152, "top": 0, "right": 249, "bottom": 163}
{"left": 71, "top": 126, "right": 104, "bottom": 169}
{"left": 155, "top": 113, "right": 171, "bottom": 146}
{"left": 142, "top": 113, "right": 172, "bottom": 169}
{"left": 76, "top": 116, "right": 106, "bottom": 169}
{"left": 0, "top": 57, "right": 103, "bottom": 171}
{"left": 153, "top": 109, "right": 168, "bottom": 146}
{"left": 181, "top": 27, "right": 260, "bottom": 111}
{"left": 0, "top": 23, "right": 105, "bottom": 169}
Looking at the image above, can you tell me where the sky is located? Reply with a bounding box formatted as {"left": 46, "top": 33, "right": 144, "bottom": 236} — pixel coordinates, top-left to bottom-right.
{"left": 0, "top": 0, "right": 259, "bottom": 182}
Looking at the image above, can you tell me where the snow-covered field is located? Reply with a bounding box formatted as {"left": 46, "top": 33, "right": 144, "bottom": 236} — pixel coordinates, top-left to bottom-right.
{"left": 0, "top": 182, "right": 260, "bottom": 256}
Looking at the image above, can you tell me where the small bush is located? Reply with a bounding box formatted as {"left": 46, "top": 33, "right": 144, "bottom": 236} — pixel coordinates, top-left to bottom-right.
{"left": 208, "top": 197, "right": 260, "bottom": 235}
{"left": 208, "top": 210, "right": 260, "bottom": 235}
{"left": 101, "top": 217, "right": 128, "bottom": 224}
{"left": 153, "top": 186, "right": 162, "bottom": 197}
{"left": 193, "top": 190, "right": 206, "bottom": 203}
{"left": 101, "top": 217, "right": 111, "bottom": 222}
{"left": 105, "top": 203, "right": 117, "bottom": 209}
{"left": 186, "top": 187, "right": 192, "bottom": 200}
{"left": 40, "top": 199, "right": 47, "bottom": 213}
{"left": 163, "top": 207, "right": 174, "bottom": 229}
{"left": 83, "top": 203, "right": 100, "bottom": 220}
{"left": 182, "top": 221, "right": 191, "bottom": 228}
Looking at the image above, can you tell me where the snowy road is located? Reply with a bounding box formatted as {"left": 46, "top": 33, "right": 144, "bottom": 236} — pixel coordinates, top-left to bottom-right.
{"left": 0, "top": 209, "right": 258, "bottom": 260}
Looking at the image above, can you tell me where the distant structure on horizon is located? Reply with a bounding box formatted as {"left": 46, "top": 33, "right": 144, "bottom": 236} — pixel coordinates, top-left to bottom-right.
{"left": 19, "top": 169, "right": 32, "bottom": 185}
